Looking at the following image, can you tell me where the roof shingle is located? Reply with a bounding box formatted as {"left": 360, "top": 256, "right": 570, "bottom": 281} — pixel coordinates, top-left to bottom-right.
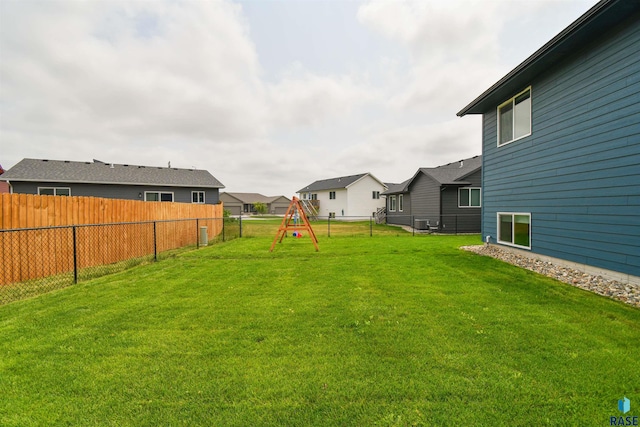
{"left": 383, "top": 155, "right": 482, "bottom": 194}
{"left": 0, "top": 159, "right": 224, "bottom": 188}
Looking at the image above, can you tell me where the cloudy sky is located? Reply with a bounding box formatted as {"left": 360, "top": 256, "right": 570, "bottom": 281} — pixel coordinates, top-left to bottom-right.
{"left": 0, "top": 0, "right": 597, "bottom": 197}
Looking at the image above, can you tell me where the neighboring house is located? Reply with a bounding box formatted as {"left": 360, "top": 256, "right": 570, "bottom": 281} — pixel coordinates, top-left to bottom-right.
{"left": 383, "top": 156, "right": 482, "bottom": 233}
{"left": 0, "top": 164, "right": 8, "bottom": 194}
{"left": 457, "top": 0, "right": 640, "bottom": 283}
{"left": 220, "top": 192, "right": 291, "bottom": 215}
{"left": 0, "top": 158, "right": 224, "bottom": 204}
{"left": 297, "top": 173, "right": 387, "bottom": 218}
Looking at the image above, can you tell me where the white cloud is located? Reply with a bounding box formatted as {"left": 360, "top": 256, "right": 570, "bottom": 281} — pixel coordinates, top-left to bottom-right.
{"left": 1, "top": 0, "right": 266, "bottom": 146}
{"left": 335, "top": 117, "right": 482, "bottom": 183}
{"left": 266, "top": 62, "right": 374, "bottom": 128}
{"left": 357, "top": 0, "right": 506, "bottom": 116}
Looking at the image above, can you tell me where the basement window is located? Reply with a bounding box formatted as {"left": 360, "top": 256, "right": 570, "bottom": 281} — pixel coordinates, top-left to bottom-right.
{"left": 497, "top": 213, "right": 531, "bottom": 249}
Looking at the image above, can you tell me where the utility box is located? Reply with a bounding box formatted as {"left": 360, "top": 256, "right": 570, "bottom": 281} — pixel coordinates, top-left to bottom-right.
{"left": 199, "top": 226, "right": 208, "bottom": 246}
{"left": 414, "top": 219, "right": 429, "bottom": 230}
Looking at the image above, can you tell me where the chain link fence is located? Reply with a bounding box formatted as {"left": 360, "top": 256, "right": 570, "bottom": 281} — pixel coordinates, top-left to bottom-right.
{"left": 1, "top": 214, "right": 480, "bottom": 305}
{"left": 385, "top": 214, "right": 481, "bottom": 234}
{"left": 237, "top": 215, "right": 445, "bottom": 238}
{"left": 0, "top": 217, "right": 240, "bottom": 305}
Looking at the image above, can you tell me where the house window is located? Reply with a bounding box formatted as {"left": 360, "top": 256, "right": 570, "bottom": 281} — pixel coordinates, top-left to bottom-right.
{"left": 459, "top": 188, "right": 481, "bottom": 207}
{"left": 192, "top": 191, "right": 205, "bottom": 204}
{"left": 398, "top": 194, "right": 404, "bottom": 212}
{"left": 329, "top": 191, "right": 336, "bottom": 200}
{"left": 497, "top": 213, "right": 531, "bottom": 249}
{"left": 389, "top": 195, "right": 397, "bottom": 212}
{"left": 372, "top": 191, "right": 380, "bottom": 199}
{"left": 311, "top": 194, "right": 317, "bottom": 200}
{"left": 498, "top": 87, "right": 531, "bottom": 146}
{"left": 329, "top": 212, "right": 336, "bottom": 218}
{"left": 38, "top": 187, "right": 71, "bottom": 196}
{"left": 145, "top": 191, "right": 174, "bottom": 202}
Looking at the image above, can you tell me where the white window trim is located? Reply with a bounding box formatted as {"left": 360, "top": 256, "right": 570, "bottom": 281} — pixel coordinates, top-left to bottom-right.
{"left": 191, "top": 191, "right": 205, "bottom": 204}
{"left": 329, "top": 191, "right": 336, "bottom": 200}
{"left": 38, "top": 187, "right": 71, "bottom": 196}
{"left": 145, "top": 191, "right": 174, "bottom": 202}
{"left": 497, "top": 212, "right": 531, "bottom": 250}
{"left": 497, "top": 86, "right": 532, "bottom": 147}
{"left": 398, "top": 194, "right": 404, "bottom": 212}
{"left": 389, "top": 195, "right": 397, "bottom": 212}
{"left": 458, "top": 187, "right": 481, "bottom": 208}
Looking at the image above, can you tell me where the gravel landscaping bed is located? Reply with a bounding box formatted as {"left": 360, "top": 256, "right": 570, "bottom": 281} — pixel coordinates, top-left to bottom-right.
{"left": 461, "top": 244, "right": 640, "bottom": 309}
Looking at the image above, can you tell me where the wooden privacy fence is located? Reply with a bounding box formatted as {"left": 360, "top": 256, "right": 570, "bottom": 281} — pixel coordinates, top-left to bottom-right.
{"left": 0, "top": 193, "right": 223, "bottom": 229}
{"left": 0, "top": 194, "right": 225, "bottom": 287}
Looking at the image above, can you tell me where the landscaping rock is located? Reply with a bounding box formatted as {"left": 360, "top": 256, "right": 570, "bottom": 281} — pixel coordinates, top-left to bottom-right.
{"left": 460, "top": 245, "right": 640, "bottom": 309}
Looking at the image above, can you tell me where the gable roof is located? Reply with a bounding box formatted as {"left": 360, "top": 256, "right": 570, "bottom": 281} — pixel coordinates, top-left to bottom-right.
{"left": 0, "top": 158, "right": 224, "bottom": 188}
{"left": 457, "top": 0, "right": 640, "bottom": 116}
{"left": 383, "top": 155, "right": 482, "bottom": 194}
{"left": 298, "top": 172, "right": 387, "bottom": 193}
{"left": 423, "top": 155, "right": 482, "bottom": 185}
{"left": 383, "top": 180, "right": 411, "bottom": 194}
{"left": 221, "top": 192, "right": 290, "bottom": 204}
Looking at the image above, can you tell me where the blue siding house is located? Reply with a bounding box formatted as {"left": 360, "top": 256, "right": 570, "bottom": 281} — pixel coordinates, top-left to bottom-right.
{"left": 458, "top": 0, "right": 640, "bottom": 284}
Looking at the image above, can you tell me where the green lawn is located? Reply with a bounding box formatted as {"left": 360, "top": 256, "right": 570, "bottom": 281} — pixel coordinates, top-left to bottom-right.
{"left": 1, "top": 233, "right": 639, "bottom": 426}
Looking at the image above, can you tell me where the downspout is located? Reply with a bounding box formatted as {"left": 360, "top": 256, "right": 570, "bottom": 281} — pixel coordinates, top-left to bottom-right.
{"left": 440, "top": 186, "right": 445, "bottom": 230}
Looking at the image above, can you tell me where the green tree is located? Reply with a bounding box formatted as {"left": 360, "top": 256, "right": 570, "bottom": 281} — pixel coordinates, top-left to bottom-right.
{"left": 253, "top": 202, "right": 267, "bottom": 215}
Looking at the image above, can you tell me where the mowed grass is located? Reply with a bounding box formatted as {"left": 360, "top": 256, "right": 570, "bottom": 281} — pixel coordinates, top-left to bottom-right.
{"left": 1, "top": 232, "right": 639, "bottom": 426}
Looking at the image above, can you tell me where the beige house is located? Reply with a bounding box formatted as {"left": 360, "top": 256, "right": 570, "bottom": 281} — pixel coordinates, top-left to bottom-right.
{"left": 220, "top": 192, "right": 291, "bottom": 216}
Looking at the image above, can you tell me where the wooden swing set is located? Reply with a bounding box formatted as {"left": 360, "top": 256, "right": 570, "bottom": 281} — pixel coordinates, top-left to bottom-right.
{"left": 269, "top": 196, "right": 319, "bottom": 252}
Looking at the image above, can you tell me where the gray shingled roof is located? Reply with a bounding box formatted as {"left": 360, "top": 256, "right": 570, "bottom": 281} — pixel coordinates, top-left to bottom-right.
{"left": 383, "top": 155, "right": 482, "bottom": 194}
{"left": 298, "top": 172, "right": 387, "bottom": 193}
{"left": 382, "top": 179, "right": 411, "bottom": 195}
{"left": 0, "top": 158, "right": 225, "bottom": 188}
{"left": 422, "top": 155, "right": 482, "bottom": 185}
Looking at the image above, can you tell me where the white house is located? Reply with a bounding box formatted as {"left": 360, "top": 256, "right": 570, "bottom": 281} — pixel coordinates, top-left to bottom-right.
{"left": 297, "top": 173, "right": 388, "bottom": 218}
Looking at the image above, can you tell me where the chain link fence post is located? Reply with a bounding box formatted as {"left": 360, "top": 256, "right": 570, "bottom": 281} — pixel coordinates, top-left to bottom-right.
{"left": 72, "top": 226, "right": 78, "bottom": 284}
{"left": 153, "top": 221, "right": 158, "bottom": 261}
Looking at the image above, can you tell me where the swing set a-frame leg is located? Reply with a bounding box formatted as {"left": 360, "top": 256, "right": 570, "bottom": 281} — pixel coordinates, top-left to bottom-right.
{"left": 269, "top": 197, "right": 319, "bottom": 252}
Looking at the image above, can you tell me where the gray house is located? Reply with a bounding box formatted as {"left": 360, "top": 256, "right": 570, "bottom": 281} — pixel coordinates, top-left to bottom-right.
{"left": 220, "top": 192, "right": 291, "bottom": 215}
{"left": 384, "top": 156, "right": 482, "bottom": 233}
{"left": 0, "top": 158, "right": 224, "bottom": 204}
{"left": 458, "top": 0, "right": 640, "bottom": 283}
